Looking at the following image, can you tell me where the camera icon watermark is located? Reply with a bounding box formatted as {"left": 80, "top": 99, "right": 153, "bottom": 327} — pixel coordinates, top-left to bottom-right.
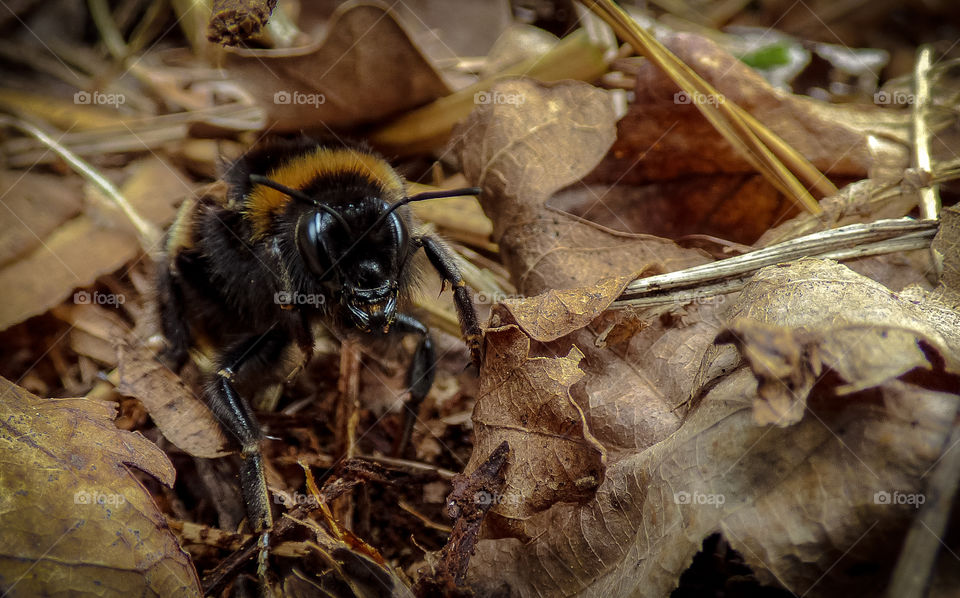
{"left": 74, "top": 90, "right": 125, "bottom": 108}
{"left": 674, "top": 490, "right": 725, "bottom": 507}
{"left": 874, "top": 490, "right": 925, "bottom": 508}
{"left": 74, "top": 489, "right": 126, "bottom": 506}
{"left": 74, "top": 290, "right": 125, "bottom": 306}
{"left": 474, "top": 91, "right": 526, "bottom": 106}
{"left": 873, "top": 90, "right": 915, "bottom": 106}
{"left": 273, "top": 90, "right": 326, "bottom": 108}
{"left": 673, "top": 91, "right": 725, "bottom": 106}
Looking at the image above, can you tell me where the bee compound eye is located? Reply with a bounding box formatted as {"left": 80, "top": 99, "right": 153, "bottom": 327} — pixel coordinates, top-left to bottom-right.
{"left": 297, "top": 211, "right": 333, "bottom": 275}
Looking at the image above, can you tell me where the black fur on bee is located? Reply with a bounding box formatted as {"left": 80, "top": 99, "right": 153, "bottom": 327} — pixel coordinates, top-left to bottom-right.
{"left": 156, "top": 136, "right": 482, "bottom": 548}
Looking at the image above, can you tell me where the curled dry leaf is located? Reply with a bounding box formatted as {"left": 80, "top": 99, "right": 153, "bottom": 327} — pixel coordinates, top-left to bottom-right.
{"left": 451, "top": 69, "right": 959, "bottom": 598}
{"left": 698, "top": 259, "right": 960, "bottom": 426}
{"left": 0, "top": 377, "right": 201, "bottom": 596}
{"left": 454, "top": 78, "right": 707, "bottom": 295}
{"left": 455, "top": 79, "right": 715, "bottom": 538}
{"left": 116, "top": 341, "right": 230, "bottom": 459}
{"left": 465, "top": 258, "right": 960, "bottom": 597}
{"left": 393, "top": 0, "right": 512, "bottom": 67}
{"left": 471, "top": 324, "right": 599, "bottom": 525}
{"left": 224, "top": 2, "right": 450, "bottom": 132}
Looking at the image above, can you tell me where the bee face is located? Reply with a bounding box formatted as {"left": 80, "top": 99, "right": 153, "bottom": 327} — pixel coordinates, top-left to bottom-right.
{"left": 296, "top": 201, "right": 409, "bottom": 332}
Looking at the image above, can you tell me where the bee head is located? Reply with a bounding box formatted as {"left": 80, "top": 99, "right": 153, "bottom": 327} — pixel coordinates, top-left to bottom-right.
{"left": 295, "top": 199, "right": 407, "bottom": 332}
{"left": 249, "top": 173, "right": 480, "bottom": 333}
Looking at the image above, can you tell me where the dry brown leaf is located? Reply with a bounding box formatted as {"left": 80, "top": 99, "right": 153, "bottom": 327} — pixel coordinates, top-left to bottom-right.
{"left": 0, "top": 376, "right": 201, "bottom": 596}
{"left": 466, "top": 259, "right": 960, "bottom": 597}
{"left": 572, "top": 31, "right": 911, "bottom": 243}
{"left": 53, "top": 303, "right": 132, "bottom": 367}
{"left": 549, "top": 174, "right": 794, "bottom": 244}
{"left": 699, "top": 259, "right": 960, "bottom": 425}
{"left": 494, "top": 275, "right": 636, "bottom": 343}
{"left": 0, "top": 156, "right": 188, "bottom": 331}
{"left": 455, "top": 79, "right": 718, "bottom": 537}
{"left": 931, "top": 204, "right": 960, "bottom": 307}
{"left": 116, "top": 341, "right": 230, "bottom": 459}
{"left": 471, "top": 324, "right": 600, "bottom": 525}
{"left": 454, "top": 78, "right": 708, "bottom": 295}
{"left": 224, "top": 2, "right": 450, "bottom": 132}
{"left": 597, "top": 32, "right": 909, "bottom": 185}
{"left": 0, "top": 171, "right": 83, "bottom": 268}
{"left": 49, "top": 302, "right": 229, "bottom": 458}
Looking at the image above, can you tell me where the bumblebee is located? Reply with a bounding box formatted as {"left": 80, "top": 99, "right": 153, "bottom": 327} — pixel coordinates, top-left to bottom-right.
{"left": 156, "top": 137, "right": 482, "bottom": 546}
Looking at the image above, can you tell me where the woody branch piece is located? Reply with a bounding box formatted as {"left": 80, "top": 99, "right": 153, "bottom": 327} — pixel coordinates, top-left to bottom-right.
{"left": 207, "top": 0, "right": 278, "bottom": 46}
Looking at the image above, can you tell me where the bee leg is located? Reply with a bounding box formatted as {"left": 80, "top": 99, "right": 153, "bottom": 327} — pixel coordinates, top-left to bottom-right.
{"left": 207, "top": 329, "right": 292, "bottom": 576}
{"left": 390, "top": 313, "right": 436, "bottom": 457}
{"left": 415, "top": 236, "right": 483, "bottom": 368}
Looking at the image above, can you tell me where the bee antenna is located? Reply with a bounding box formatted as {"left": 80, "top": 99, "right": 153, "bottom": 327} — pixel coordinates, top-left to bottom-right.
{"left": 370, "top": 187, "right": 482, "bottom": 232}
{"left": 249, "top": 174, "right": 353, "bottom": 235}
{"left": 321, "top": 186, "right": 482, "bottom": 280}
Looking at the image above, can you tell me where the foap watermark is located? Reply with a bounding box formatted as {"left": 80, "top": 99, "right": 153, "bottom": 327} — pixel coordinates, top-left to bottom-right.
{"left": 74, "top": 90, "right": 125, "bottom": 108}
{"left": 273, "top": 90, "right": 326, "bottom": 107}
{"left": 74, "top": 489, "right": 126, "bottom": 506}
{"left": 874, "top": 490, "right": 925, "bottom": 508}
{"left": 273, "top": 490, "right": 320, "bottom": 508}
{"left": 874, "top": 90, "right": 915, "bottom": 106}
{"left": 674, "top": 91, "right": 725, "bottom": 106}
{"left": 473, "top": 291, "right": 523, "bottom": 305}
{"left": 274, "top": 291, "right": 325, "bottom": 307}
{"left": 473, "top": 490, "right": 520, "bottom": 507}
{"left": 474, "top": 90, "right": 525, "bottom": 106}
{"left": 676, "top": 292, "right": 726, "bottom": 307}
{"left": 74, "top": 290, "right": 125, "bottom": 306}
{"left": 674, "top": 490, "right": 725, "bottom": 507}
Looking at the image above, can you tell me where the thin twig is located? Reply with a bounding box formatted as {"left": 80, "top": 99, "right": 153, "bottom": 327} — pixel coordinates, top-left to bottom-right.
{"left": 612, "top": 218, "right": 939, "bottom": 308}
{"left": 359, "top": 454, "right": 458, "bottom": 481}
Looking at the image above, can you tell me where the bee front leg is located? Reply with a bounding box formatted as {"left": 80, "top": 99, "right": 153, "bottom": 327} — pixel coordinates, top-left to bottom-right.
{"left": 415, "top": 236, "right": 483, "bottom": 368}
{"left": 390, "top": 313, "right": 436, "bottom": 456}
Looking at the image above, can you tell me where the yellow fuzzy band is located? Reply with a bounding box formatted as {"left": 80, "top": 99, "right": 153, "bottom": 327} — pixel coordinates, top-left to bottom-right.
{"left": 245, "top": 148, "right": 405, "bottom": 239}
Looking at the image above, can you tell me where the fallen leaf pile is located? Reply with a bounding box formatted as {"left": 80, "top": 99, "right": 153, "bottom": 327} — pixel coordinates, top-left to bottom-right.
{"left": 456, "top": 79, "right": 960, "bottom": 596}
{"left": 1, "top": 1, "right": 959, "bottom": 597}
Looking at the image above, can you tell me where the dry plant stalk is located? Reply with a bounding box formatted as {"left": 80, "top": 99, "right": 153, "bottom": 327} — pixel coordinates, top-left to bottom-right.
{"left": 580, "top": 0, "right": 835, "bottom": 215}
{"left": 613, "top": 218, "right": 938, "bottom": 308}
